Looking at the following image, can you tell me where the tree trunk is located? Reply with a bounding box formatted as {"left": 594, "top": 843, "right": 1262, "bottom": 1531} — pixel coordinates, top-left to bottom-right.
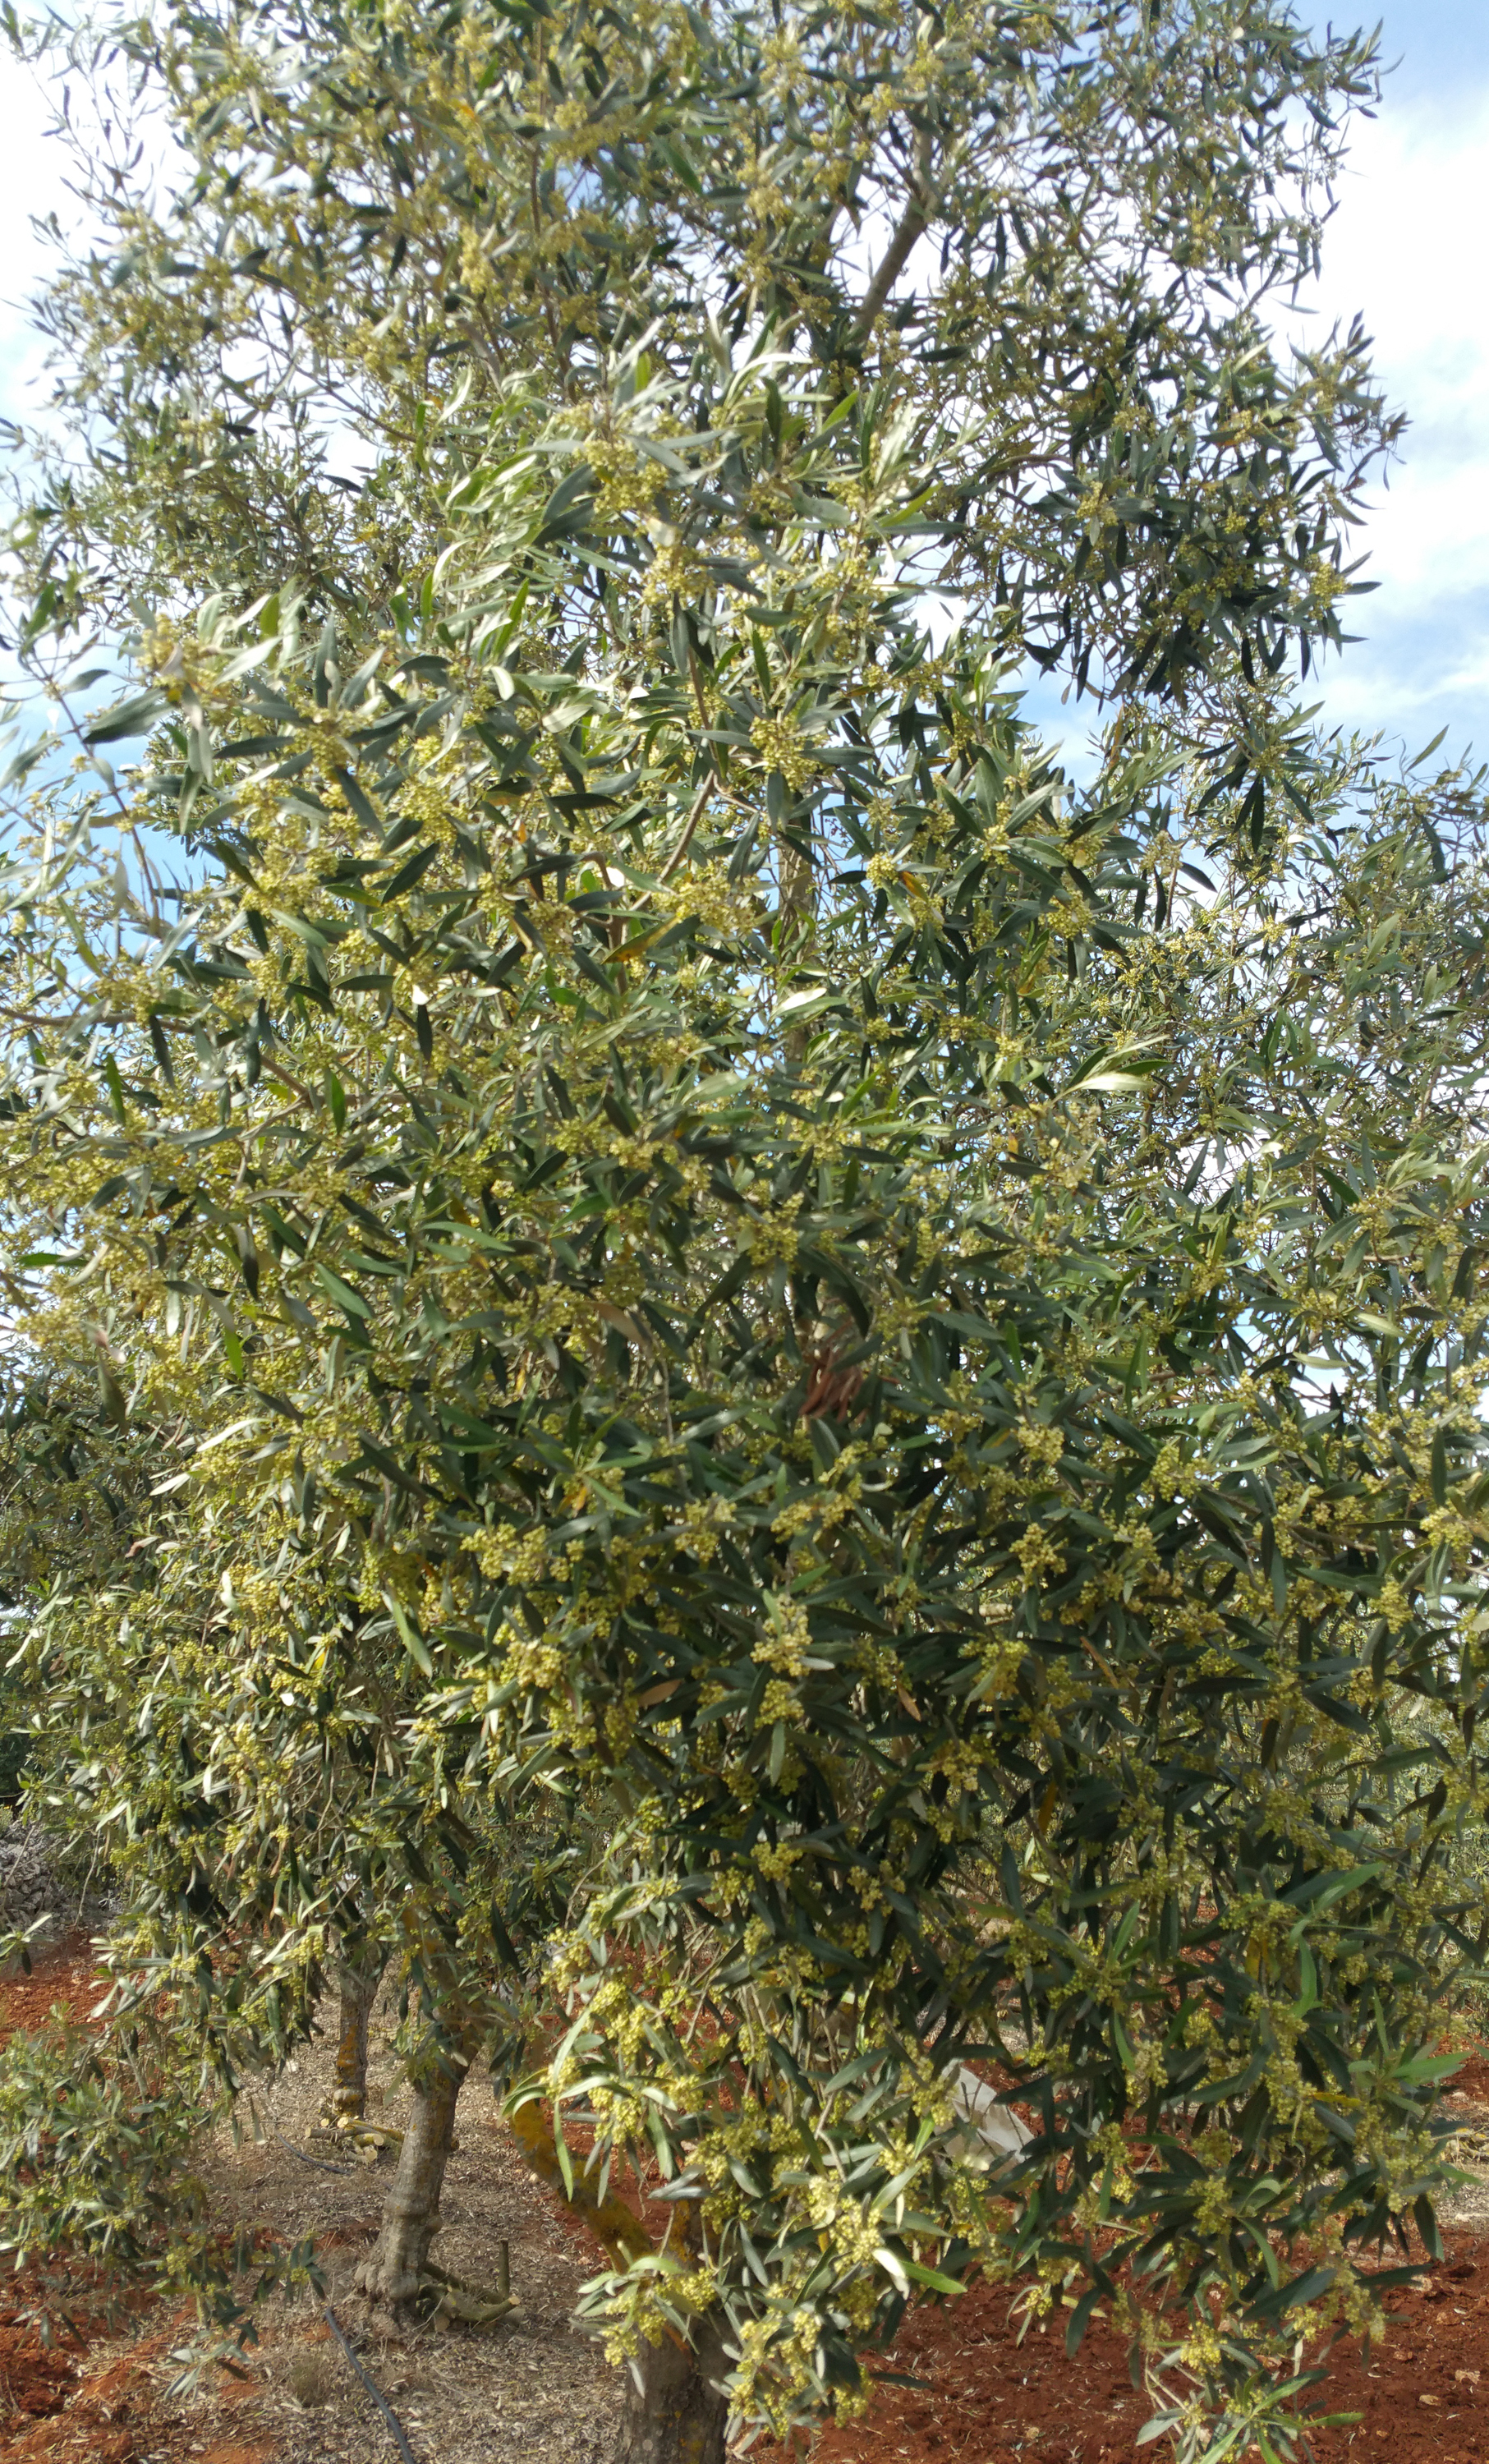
{"left": 505, "top": 2100, "right": 729, "bottom": 2464}
{"left": 355, "top": 2050, "right": 467, "bottom": 2309}
{"left": 331, "top": 1955, "right": 381, "bottom": 2120}
{"left": 615, "top": 2311, "right": 731, "bottom": 2464}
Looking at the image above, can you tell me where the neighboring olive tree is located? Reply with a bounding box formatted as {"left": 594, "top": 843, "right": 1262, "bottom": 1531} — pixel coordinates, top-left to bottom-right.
{"left": 5, "top": 7, "right": 1489, "bottom": 2464}
{"left": 0, "top": 1354, "right": 584, "bottom": 2319}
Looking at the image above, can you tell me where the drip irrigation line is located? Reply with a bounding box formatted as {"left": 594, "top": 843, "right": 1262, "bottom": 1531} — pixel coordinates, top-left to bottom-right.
{"left": 324, "top": 2300, "right": 419, "bottom": 2464}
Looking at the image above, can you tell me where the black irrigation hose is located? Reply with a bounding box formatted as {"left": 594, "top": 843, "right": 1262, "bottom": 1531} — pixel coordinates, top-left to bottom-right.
{"left": 262, "top": 2121, "right": 417, "bottom": 2457}
{"left": 325, "top": 2299, "right": 419, "bottom": 2464}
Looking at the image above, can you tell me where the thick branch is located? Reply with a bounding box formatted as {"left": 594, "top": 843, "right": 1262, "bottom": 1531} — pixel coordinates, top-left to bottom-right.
{"left": 848, "top": 126, "right": 936, "bottom": 349}
{"left": 507, "top": 2096, "right": 653, "bottom": 2268}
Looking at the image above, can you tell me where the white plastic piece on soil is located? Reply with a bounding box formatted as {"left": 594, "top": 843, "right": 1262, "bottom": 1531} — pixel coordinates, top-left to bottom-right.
{"left": 946, "top": 2066, "right": 1032, "bottom": 2170}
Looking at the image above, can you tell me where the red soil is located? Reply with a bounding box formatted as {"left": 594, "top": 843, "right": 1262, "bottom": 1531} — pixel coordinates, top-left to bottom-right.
{"left": 0, "top": 2297, "right": 269, "bottom": 2462}
{"left": 8, "top": 1943, "right": 1489, "bottom": 2461}
{"left": 778, "top": 2240, "right": 1489, "bottom": 2464}
{"left": 0, "top": 1938, "right": 223, "bottom": 2463}
{"left": 0, "top": 1938, "right": 107, "bottom": 2045}
{"left": 0, "top": 2316, "right": 161, "bottom": 2462}
{"left": 1451, "top": 2052, "right": 1489, "bottom": 2102}
{"left": 526, "top": 2096, "right": 1489, "bottom": 2464}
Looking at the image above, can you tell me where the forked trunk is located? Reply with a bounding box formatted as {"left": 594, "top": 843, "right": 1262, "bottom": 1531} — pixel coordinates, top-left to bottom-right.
{"left": 355, "top": 2050, "right": 467, "bottom": 2309}
{"left": 332, "top": 1956, "right": 381, "bottom": 2119}
{"left": 615, "top": 2310, "right": 731, "bottom": 2464}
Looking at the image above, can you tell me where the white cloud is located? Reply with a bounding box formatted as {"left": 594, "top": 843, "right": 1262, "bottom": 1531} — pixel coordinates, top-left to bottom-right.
{"left": 1289, "top": 86, "right": 1489, "bottom": 754}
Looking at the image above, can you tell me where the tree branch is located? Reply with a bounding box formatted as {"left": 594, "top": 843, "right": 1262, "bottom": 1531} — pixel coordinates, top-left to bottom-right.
{"left": 848, "top": 126, "right": 936, "bottom": 351}
{"left": 658, "top": 778, "right": 712, "bottom": 885}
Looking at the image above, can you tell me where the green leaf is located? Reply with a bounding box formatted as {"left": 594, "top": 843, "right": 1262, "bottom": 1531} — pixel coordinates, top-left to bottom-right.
{"left": 378, "top": 839, "right": 440, "bottom": 901}
{"left": 84, "top": 688, "right": 168, "bottom": 744}
{"left": 313, "top": 1266, "right": 372, "bottom": 1319}
{"left": 899, "top": 2260, "right": 966, "bottom": 2297}
{"left": 383, "top": 1589, "right": 434, "bottom": 1677}
{"left": 1245, "top": 2265, "right": 1335, "bottom": 2320}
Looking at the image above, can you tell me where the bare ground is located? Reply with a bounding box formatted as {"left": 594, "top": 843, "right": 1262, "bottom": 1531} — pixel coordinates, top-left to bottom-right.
{"left": 5, "top": 1966, "right": 627, "bottom": 2464}
{"left": 191, "top": 2000, "right": 625, "bottom": 2464}
{"left": 11, "top": 1944, "right": 1489, "bottom": 2464}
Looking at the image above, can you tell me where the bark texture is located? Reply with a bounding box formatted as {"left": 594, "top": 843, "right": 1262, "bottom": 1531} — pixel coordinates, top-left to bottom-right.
{"left": 332, "top": 1956, "right": 380, "bottom": 2118}
{"left": 615, "top": 2313, "right": 731, "bottom": 2464}
{"left": 354, "top": 2052, "right": 467, "bottom": 2308}
{"left": 507, "top": 2097, "right": 651, "bottom": 2268}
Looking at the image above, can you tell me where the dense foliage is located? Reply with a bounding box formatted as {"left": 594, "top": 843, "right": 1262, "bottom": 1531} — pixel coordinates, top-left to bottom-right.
{"left": 1, "top": 4, "right": 1487, "bottom": 2461}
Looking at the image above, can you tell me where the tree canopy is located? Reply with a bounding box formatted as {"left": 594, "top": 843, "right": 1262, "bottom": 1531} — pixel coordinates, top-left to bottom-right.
{"left": 2, "top": 5, "right": 1488, "bottom": 2462}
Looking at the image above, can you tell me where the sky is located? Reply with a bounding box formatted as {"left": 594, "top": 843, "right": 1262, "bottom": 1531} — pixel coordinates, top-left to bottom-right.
{"left": 0, "top": 7, "right": 1486, "bottom": 770}
{"left": 0, "top": 51, "right": 64, "bottom": 460}
{"left": 1289, "top": 2, "right": 1489, "bottom": 767}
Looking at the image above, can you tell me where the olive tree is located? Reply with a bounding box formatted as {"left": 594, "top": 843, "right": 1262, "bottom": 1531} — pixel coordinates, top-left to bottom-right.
{"left": 5, "top": 6, "right": 1489, "bottom": 2463}
{"left": 0, "top": 1342, "right": 590, "bottom": 2318}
